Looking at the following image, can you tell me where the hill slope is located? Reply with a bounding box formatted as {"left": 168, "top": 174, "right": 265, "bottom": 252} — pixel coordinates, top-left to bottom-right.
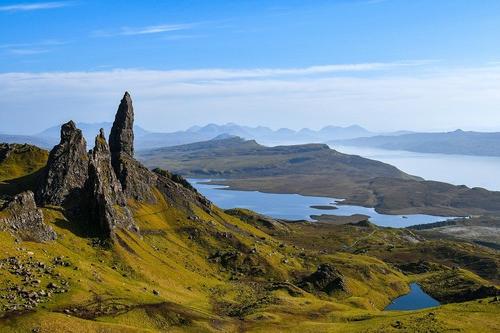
{"left": 139, "top": 137, "right": 418, "bottom": 181}
{"left": 335, "top": 130, "right": 500, "bottom": 157}
{"left": 138, "top": 137, "right": 500, "bottom": 216}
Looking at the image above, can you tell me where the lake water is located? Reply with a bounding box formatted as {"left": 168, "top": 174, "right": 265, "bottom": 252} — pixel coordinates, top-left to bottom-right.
{"left": 190, "top": 179, "right": 453, "bottom": 228}
{"left": 332, "top": 145, "right": 500, "bottom": 191}
{"left": 384, "top": 283, "right": 440, "bottom": 311}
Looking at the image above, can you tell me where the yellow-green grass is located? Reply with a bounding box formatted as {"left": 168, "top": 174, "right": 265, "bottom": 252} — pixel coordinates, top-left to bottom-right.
{"left": 0, "top": 145, "right": 48, "bottom": 182}
{"left": 0, "top": 145, "right": 48, "bottom": 195}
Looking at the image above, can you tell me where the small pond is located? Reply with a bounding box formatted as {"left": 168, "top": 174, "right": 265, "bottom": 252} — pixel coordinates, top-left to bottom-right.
{"left": 384, "top": 283, "right": 440, "bottom": 311}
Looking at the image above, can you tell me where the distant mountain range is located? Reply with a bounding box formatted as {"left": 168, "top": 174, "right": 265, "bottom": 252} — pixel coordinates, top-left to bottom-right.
{"left": 334, "top": 129, "right": 500, "bottom": 157}
{"left": 134, "top": 123, "right": 378, "bottom": 149}
{"left": 1, "top": 123, "right": 377, "bottom": 150}
{"left": 3, "top": 123, "right": 500, "bottom": 157}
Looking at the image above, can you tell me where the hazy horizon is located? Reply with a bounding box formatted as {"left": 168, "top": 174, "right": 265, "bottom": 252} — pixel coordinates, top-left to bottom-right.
{"left": 2, "top": 0, "right": 500, "bottom": 134}
{"left": 0, "top": 118, "right": 494, "bottom": 137}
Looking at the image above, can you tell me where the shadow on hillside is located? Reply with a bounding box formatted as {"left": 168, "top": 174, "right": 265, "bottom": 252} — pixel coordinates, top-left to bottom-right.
{"left": 0, "top": 168, "right": 45, "bottom": 197}
{"left": 50, "top": 196, "right": 105, "bottom": 240}
{"left": 53, "top": 211, "right": 104, "bottom": 240}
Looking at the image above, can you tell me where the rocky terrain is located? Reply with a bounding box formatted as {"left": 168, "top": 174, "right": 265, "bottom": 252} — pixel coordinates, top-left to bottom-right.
{"left": 0, "top": 191, "right": 56, "bottom": 242}
{"left": 0, "top": 93, "right": 498, "bottom": 332}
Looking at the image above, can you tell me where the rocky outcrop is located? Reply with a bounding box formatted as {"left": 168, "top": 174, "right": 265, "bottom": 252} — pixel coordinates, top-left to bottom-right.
{"left": 224, "top": 208, "right": 288, "bottom": 233}
{"left": 37, "top": 121, "right": 88, "bottom": 206}
{"left": 0, "top": 191, "right": 56, "bottom": 242}
{"left": 299, "top": 264, "right": 347, "bottom": 295}
{"left": 0, "top": 143, "right": 13, "bottom": 162}
{"left": 109, "top": 92, "right": 157, "bottom": 202}
{"left": 111, "top": 153, "right": 158, "bottom": 202}
{"left": 153, "top": 168, "right": 211, "bottom": 213}
{"left": 86, "top": 129, "right": 137, "bottom": 238}
{"left": 27, "top": 92, "right": 210, "bottom": 240}
{"left": 109, "top": 92, "right": 135, "bottom": 157}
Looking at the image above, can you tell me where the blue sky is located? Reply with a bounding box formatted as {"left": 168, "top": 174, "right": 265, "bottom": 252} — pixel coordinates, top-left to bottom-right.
{"left": 1, "top": 0, "right": 500, "bottom": 134}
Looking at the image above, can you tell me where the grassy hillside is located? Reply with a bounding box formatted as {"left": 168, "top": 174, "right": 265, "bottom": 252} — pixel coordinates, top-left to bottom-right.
{"left": 0, "top": 145, "right": 498, "bottom": 332}
{"left": 139, "top": 137, "right": 416, "bottom": 181}
{"left": 0, "top": 144, "right": 48, "bottom": 197}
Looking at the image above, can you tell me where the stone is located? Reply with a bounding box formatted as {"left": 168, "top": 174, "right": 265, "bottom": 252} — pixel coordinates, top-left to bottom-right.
{"left": 47, "top": 282, "right": 58, "bottom": 289}
{"left": 37, "top": 121, "right": 89, "bottom": 206}
{"left": 86, "top": 129, "right": 137, "bottom": 237}
{"left": 0, "top": 191, "right": 57, "bottom": 242}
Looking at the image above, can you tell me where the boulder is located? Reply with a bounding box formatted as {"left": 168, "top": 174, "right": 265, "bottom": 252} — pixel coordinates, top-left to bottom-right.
{"left": 37, "top": 121, "right": 88, "bottom": 206}
{"left": 0, "top": 191, "right": 56, "bottom": 242}
{"left": 299, "top": 263, "right": 347, "bottom": 295}
{"left": 86, "top": 129, "right": 137, "bottom": 237}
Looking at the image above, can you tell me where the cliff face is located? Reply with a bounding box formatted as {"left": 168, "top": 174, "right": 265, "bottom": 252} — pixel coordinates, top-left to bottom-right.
{"left": 0, "top": 191, "right": 56, "bottom": 242}
{"left": 86, "top": 129, "right": 137, "bottom": 237}
{"left": 37, "top": 121, "right": 88, "bottom": 206}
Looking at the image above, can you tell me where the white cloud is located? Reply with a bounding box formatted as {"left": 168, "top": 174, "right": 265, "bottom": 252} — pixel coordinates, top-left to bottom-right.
{"left": 0, "top": 1, "right": 72, "bottom": 12}
{"left": 0, "top": 40, "right": 67, "bottom": 56}
{"left": 94, "top": 23, "right": 195, "bottom": 37}
{"left": 1, "top": 63, "right": 500, "bottom": 134}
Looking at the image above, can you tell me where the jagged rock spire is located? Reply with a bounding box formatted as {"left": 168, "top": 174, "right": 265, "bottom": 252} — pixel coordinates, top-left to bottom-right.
{"left": 109, "top": 92, "right": 158, "bottom": 202}
{"left": 87, "top": 129, "right": 137, "bottom": 237}
{"left": 37, "top": 120, "right": 88, "bottom": 206}
{"left": 109, "top": 91, "right": 134, "bottom": 157}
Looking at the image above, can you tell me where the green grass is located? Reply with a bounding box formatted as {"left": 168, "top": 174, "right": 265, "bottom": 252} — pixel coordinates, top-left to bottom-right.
{"left": 0, "top": 144, "right": 48, "bottom": 196}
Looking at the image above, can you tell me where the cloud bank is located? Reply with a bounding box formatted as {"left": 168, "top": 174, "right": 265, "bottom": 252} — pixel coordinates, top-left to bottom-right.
{"left": 1, "top": 62, "right": 500, "bottom": 134}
